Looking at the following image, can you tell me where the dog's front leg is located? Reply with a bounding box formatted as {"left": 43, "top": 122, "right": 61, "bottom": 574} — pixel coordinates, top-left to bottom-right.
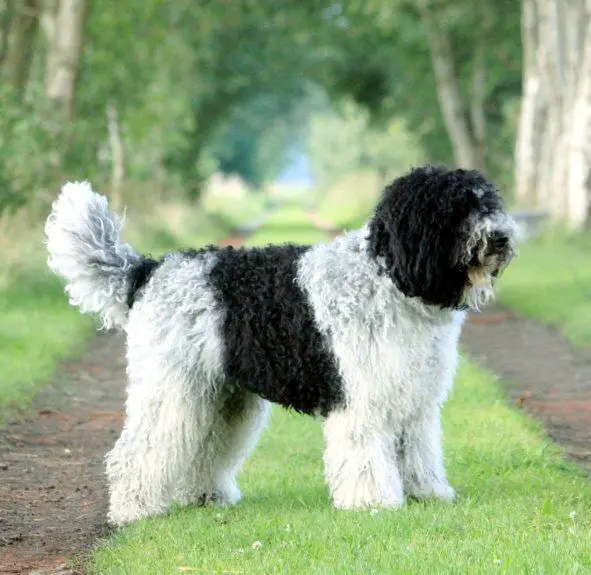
{"left": 399, "top": 407, "right": 455, "bottom": 502}
{"left": 323, "top": 409, "right": 404, "bottom": 509}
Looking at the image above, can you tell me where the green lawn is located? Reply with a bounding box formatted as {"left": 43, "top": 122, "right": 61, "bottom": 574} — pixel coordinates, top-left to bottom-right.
{"left": 247, "top": 205, "right": 328, "bottom": 246}
{"left": 89, "top": 213, "right": 591, "bottom": 575}
{"left": 499, "top": 231, "right": 591, "bottom": 346}
{"left": 0, "top": 264, "right": 95, "bottom": 416}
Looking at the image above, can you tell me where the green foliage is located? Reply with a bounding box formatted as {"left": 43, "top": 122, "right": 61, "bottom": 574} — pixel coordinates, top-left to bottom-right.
{"left": 0, "top": 85, "right": 58, "bottom": 213}
{"left": 306, "top": 98, "right": 424, "bottom": 187}
{"left": 160, "top": 1, "right": 335, "bottom": 199}
{"left": 327, "top": 0, "right": 522, "bottom": 183}
{"left": 0, "top": 0, "right": 522, "bottom": 207}
{"left": 208, "top": 92, "right": 305, "bottom": 189}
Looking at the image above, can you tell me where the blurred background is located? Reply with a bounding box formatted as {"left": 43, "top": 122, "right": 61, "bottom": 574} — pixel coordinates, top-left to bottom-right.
{"left": 0, "top": 0, "right": 590, "bottom": 342}
{"left": 1, "top": 0, "right": 590, "bottom": 334}
{"left": 3, "top": 0, "right": 581, "bottom": 262}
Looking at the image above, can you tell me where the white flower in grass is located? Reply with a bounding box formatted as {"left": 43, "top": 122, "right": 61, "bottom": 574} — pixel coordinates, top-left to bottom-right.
{"left": 569, "top": 511, "right": 577, "bottom": 519}
{"left": 252, "top": 540, "right": 263, "bottom": 550}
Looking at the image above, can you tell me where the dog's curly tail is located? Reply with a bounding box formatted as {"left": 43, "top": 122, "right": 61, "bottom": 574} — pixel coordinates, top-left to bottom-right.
{"left": 45, "top": 181, "right": 150, "bottom": 330}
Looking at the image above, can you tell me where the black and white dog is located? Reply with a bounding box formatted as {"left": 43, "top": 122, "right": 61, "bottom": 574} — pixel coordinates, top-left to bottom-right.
{"left": 45, "top": 166, "right": 517, "bottom": 526}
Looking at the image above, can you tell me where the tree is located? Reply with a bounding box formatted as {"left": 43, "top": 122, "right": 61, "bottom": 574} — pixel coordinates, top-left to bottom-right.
{"left": 44, "top": 0, "right": 91, "bottom": 120}
{"left": 415, "top": 0, "right": 493, "bottom": 172}
{"left": 163, "top": 0, "right": 334, "bottom": 200}
{"left": 4, "top": 0, "right": 38, "bottom": 95}
{"left": 209, "top": 91, "right": 308, "bottom": 189}
{"left": 306, "top": 98, "right": 424, "bottom": 188}
{"left": 515, "top": 0, "right": 591, "bottom": 229}
{"left": 325, "top": 0, "right": 521, "bottom": 190}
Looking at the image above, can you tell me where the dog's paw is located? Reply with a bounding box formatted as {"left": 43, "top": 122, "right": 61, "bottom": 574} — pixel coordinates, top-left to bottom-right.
{"left": 333, "top": 497, "right": 405, "bottom": 511}
{"left": 331, "top": 480, "right": 405, "bottom": 510}
{"left": 407, "top": 481, "right": 456, "bottom": 502}
{"left": 107, "top": 503, "right": 161, "bottom": 527}
{"left": 213, "top": 478, "right": 243, "bottom": 506}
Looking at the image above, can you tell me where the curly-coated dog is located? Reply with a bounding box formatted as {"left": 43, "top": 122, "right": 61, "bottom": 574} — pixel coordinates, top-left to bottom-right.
{"left": 45, "top": 166, "right": 517, "bottom": 526}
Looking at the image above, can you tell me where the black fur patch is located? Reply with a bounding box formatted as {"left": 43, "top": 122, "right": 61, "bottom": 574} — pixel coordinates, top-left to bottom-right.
{"left": 208, "top": 244, "right": 344, "bottom": 416}
{"left": 367, "top": 166, "right": 506, "bottom": 309}
{"left": 127, "top": 257, "right": 161, "bottom": 308}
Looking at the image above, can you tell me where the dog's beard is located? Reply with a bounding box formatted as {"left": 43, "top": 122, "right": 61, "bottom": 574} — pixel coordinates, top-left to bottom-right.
{"left": 461, "top": 267, "right": 495, "bottom": 312}
{"left": 462, "top": 282, "right": 495, "bottom": 311}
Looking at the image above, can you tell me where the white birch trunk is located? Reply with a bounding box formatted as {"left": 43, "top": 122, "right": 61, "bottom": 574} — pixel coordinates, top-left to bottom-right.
{"left": 566, "top": 0, "right": 591, "bottom": 227}
{"left": 106, "top": 102, "right": 124, "bottom": 212}
{"left": 516, "top": 0, "right": 547, "bottom": 207}
{"left": 416, "top": 0, "right": 482, "bottom": 171}
{"left": 45, "top": 0, "right": 90, "bottom": 120}
{"left": 515, "top": 0, "right": 591, "bottom": 229}
{"left": 5, "top": 0, "right": 39, "bottom": 94}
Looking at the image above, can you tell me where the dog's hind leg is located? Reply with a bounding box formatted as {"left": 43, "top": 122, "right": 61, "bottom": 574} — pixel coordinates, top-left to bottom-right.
{"left": 105, "top": 367, "right": 216, "bottom": 526}
{"left": 211, "top": 390, "right": 270, "bottom": 505}
{"left": 323, "top": 408, "right": 404, "bottom": 510}
{"left": 175, "top": 389, "right": 270, "bottom": 507}
{"left": 399, "top": 407, "right": 455, "bottom": 502}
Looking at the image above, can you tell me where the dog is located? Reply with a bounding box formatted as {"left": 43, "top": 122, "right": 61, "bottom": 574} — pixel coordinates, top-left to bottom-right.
{"left": 45, "top": 166, "right": 517, "bottom": 526}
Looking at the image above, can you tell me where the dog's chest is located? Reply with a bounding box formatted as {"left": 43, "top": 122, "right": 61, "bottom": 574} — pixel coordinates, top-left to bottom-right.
{"left": 330, "top": 309, "right": 463, "bottom": 418}
{"left": 389, "top": 318, "right": 461, "bottom": 406}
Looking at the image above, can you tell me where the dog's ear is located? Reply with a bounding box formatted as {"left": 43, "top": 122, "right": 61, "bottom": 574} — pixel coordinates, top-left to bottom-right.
{"left": 367, "top": 195, "right": 467, "bottom": 304}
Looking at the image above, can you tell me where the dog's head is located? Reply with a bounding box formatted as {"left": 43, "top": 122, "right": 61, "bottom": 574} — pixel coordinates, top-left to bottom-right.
{"left": 366, "top": 166, "right": 517, "bottom": 311}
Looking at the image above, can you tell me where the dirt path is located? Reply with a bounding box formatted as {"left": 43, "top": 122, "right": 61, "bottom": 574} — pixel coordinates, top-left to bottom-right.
{"left": 0, "top": 332, "right": 125, "bottom": 574}
{"left": 0, "top": 231, "right": 252, "bottom": 575}
{"left": 463, "top": 306, "right": 591, "bottom": 472}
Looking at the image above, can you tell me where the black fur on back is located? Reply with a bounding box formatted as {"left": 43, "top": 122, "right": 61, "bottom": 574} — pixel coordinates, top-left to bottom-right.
{"left": 367, "top": 165, "right": 506, "bottom": 309}
{"left": 208, "top": 244, "right": 344, "bottom": 416}
{"left": 127, "top": 256, "right": 161, "bottom": 307}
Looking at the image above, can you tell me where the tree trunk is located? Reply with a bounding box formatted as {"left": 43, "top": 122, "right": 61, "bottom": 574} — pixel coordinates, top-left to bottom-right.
{"left": 515, "top": 0, "right": 546, "bottom": 207}
{"left": 515, "top": 0, "right": 591, "bottom": 229}
{"left": 417, "top": 0, "right": 483, "bottom": 171}
{"left": 566, "top": 2, "right": 591, "bottom": 228}
{"left": 44, "top": 0, "right": 90, "bottom": 121}
{"left": 470, "top": 37, "right": 487, "bottom": 174}
{"left": 0, "top": 0, "right": 14, "bottom": 68}
{"left": 106, "top": 102, "right": 124, "bottom": 212}
{"left": 4, "top": 0, "right": 38, "bottom": 94}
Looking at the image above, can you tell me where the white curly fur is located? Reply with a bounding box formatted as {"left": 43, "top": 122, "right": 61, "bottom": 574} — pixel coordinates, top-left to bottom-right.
{"left": 45, "top": 181, "right": 140, "bottom": 329}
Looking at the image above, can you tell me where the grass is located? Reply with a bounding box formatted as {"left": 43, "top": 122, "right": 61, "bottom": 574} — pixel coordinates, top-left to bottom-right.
{"left": 89, "top": 211, "right": 591, "bottom": 574}
{"left": 202, "top": 187, "right": 271, "bottom": 231}
{"left": 248, "top": 204, "right": 328, "bottom": 246}
{"left": 0, "top": 265, "right": 95, "bottom": 416}
{"left": 499, "top": 230, "right": 591, "bottom": 346}
{"left": 89, "top": 359, "right": 591, "bottom": 574}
